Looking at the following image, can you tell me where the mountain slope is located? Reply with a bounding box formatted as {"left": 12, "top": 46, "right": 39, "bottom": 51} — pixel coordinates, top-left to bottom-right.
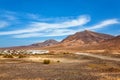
{"left": 1, "top": 31, "right": 119, "bottom": 51}
{"left": 43, "top": 30, "right": 116, "bottom": 51}
{"left": 97, "top": 35, "right": 120, "bottom": 49}
{"left": 31, "top": 39, "right": 59, "bottom": 47}
{"left": 62, "top": 30, "right": 114, "bottom": 44}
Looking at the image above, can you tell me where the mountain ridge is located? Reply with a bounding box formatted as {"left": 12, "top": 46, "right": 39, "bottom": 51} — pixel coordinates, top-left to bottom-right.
{"left": 61, "top": 30, "right": 114, "bottom": 45}
{"left": 0, "top": 30, "right": 119, "bottom": 50}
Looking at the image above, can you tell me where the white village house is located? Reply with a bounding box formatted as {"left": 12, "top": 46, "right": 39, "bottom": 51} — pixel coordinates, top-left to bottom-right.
{"left": 0, "top": 50, "right": 49, "bottom": 54}
{"left": 26, "top": 50, "right": 49, "bottom": 54}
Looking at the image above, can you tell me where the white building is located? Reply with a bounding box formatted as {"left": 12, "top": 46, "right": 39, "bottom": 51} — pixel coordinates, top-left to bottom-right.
{"left": 0, "top": 50, "right": 49, "bottom": 54}
{"left": 26, "top": 50, "right": 49, "bottom": 54}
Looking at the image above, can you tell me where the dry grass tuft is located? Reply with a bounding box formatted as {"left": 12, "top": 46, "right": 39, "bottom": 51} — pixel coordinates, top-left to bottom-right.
{"left": 43, "top": 59, "right": 51, "bottom": 64}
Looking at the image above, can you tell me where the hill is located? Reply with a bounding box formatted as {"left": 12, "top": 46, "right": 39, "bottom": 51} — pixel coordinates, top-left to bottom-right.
{"left": 59, "top": 30, "right": 114, "bottom": 47}
{"left": 31, "top": 39, "right": 59, "bottom": 47}
{"left": 62, "top": 30, "right": 114, "bottom": 43}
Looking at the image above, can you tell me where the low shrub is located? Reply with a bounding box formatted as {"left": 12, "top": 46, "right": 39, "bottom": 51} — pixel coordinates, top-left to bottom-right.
{"left": 43, "top": 59, "right": 50, "bottom": 64}
{"left": 57, "top": 60, "right": 60, "bottom": 63}
{"left": 63, "top": 52, "right": 71, "bottom": 54}
{"left": 3, "top": 54, "right": 13, "bottom": 58}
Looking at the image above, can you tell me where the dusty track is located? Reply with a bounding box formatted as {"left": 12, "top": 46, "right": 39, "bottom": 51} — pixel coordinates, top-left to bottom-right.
{"left": 75, "top": 52, "right": 120, "bottom": 61}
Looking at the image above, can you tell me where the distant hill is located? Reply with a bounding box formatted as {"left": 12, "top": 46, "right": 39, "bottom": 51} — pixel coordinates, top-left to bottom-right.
{"left": 0, "top": 39, "right": 59, "bottom": 50}
{"left": 30, "top": 39, "right": 59, "bottom": 47}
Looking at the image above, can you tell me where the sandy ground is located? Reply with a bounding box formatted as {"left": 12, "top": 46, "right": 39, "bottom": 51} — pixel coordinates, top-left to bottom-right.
{"left": 23, "top": 56, "right": 90, "bottom": 63}
{"left": 0, "top": 53, "right": 120, "bottom": 80}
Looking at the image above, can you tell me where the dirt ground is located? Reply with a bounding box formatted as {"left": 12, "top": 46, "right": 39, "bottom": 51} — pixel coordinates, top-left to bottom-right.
{"left": 0, "top": 54, "right": 120, "bottom": 80}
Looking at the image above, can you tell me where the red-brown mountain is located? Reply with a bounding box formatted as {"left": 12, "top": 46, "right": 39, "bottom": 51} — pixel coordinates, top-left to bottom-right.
{"left": 96, "top": 35, "right": 120, "bottom": 49}
{"left": 31, "top": 39, "right": 59, "bottom": 47}
{"left": 103, "top": 35, "right": 120, "bottom": 43}
{"left": 43, "top": 30, "right": 116, "bottom": 50}
{"left": 1, "top": 30, "right": 119, "bottom": 51}
{"left": 62, "top": 30, "right": 114, "bottom": 44}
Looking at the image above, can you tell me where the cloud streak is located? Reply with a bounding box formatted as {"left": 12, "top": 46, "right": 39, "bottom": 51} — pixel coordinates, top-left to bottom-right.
{"left": 13, "top": 29, "right": 76, "bottom": 38}
{"left": 13, "top": 19, "right": 119, "bottom": 38}
{"left": 0, "top": 15, "right": 90, "bottom": 36}
{"left": 86, "top": 19, "right": 119, "bottom": 30}
{"left": 0, "top": 12, "right": 119, "bottom": 38}
{"left": 13, "top": 33, "right": 42, "bottom": 38}
{"left": 0, "top": 21, "right": 9, "bottom": 28}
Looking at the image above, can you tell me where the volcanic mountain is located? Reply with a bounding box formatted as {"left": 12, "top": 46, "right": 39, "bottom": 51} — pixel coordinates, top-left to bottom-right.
{"left": 96, "top": 35, "right": 120, "bottom": 49}
{"left": 43, "top": 30, "right": 115, "bottom": 51}
{"left": 1, "top": 30, "right": 119, "bottom": 51}
{"left": 62, "top": 30, "right": 114, "bottom": 45}
{"left": 31, "top": 39, "right": 59, "bottom": 47}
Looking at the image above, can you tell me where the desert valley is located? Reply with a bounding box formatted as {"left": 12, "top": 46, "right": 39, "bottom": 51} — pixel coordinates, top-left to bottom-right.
{"left": 0, "top": 0, "right": 120, "bottom": 80}
{"left": 0, "top": 30, "right": 120, "bottom": 80}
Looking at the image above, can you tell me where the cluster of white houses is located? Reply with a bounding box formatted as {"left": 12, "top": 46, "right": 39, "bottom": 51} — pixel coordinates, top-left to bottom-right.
{"left": 0, "top": 50, "right": 49, "bottom": 54}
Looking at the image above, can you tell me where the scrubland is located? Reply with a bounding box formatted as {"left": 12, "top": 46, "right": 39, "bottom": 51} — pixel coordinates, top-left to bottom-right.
{"left": 0, "top": 51, "right": 120, "bottom": 80}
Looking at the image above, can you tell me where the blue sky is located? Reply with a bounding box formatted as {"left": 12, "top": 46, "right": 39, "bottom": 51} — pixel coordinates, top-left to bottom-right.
{"left": 0, "top": 0, "right": 120, "bottom": 47}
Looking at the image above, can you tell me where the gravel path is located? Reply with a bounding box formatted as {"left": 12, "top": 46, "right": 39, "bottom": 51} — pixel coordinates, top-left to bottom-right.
{"left": 75, "top": 52, "right": 120, "bottom": 61}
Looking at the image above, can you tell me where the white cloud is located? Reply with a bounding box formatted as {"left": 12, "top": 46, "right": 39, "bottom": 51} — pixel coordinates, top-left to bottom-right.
{"left": 27, "top": 13, "right": 40, "bottom": 20}
{"left": 86, "top": 19, "right": 119, "bottom": 30}
{"left": 13, "top": 29, "right": 76, "bottom": 38}
{"left": 17, "top": 18, "right": 119, "bottom": 38}
{"left": 43, "top": 29, "right": 77, "bottom": 37}
{"left": 0, "top": 12, "right": 119, "bottom": 39}
{"left": 5, "top": 15, "right": 17, "bottom": 21}
{"left": 0, "top": 10, "right": 18, "bottom": 30}
{"left": 13, "top": 33, "right": 42, "bottom": 38}
{"left": 0, "top": 21, "right": 9, "bottom": 28}
{"left": 27, "top": 13, "right": 75, "bottom": 22}
{"left": 0, "top": 15, "right": 90, "bottom": 36}
{"left": 0, "top": 10, "right": 17, "bottom": 21}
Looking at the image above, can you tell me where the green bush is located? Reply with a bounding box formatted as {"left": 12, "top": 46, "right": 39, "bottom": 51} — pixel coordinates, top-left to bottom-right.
{"left": 43, "top": 59, "right": 50, "bottom": 64}
{"left": 3, "top": 54, "right": 13, "bottom": 58}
